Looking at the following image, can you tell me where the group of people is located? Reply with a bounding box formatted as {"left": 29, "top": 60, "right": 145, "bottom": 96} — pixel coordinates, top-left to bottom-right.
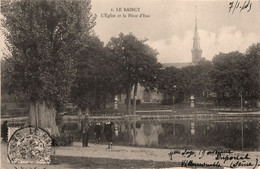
{"left": 81, "top": 116, "right": 114, "bottom": 149}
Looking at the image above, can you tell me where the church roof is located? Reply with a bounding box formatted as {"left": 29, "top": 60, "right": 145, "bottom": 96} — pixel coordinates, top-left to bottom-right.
{"left": 162, "top": 62, "right": 193, "bottom": 68}
{"left": 192, "top": 6, "right": 201, "bottom": 51}
{"left": 161, "top": 7, "right": 203, "bottom": 68}
{"left": 192, "top": 18, "right": 201, "bottom": 50}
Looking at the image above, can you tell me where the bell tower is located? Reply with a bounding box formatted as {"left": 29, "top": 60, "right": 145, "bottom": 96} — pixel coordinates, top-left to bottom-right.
{"left": 191, "top": 6, "right": 202, "bottom": 65}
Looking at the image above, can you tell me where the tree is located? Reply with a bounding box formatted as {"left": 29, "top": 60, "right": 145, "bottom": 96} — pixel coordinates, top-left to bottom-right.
{"left": 107, "top": 33, "right": 161, "bottom": 115}
{"left": 71, "top": 36, "right": 121, "bottom": 113}
{"left": 245, "top": 43, "right": 260, "bottom": 107}
{"left": 180, "top": 60, "right": 213, "bottom": 103}
{"left": 1, "top": 0, "right": 96, "bottom": 136}
{"left": 211, "top": 51, "right": 249, "bottom": 107}
{"left": 157, "top": 66, "right": 183, "bottom": 104}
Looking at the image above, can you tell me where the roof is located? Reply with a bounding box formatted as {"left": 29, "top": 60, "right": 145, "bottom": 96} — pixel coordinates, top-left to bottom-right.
{"left": 162, "top": 62, "right": 193, "bottom": 69}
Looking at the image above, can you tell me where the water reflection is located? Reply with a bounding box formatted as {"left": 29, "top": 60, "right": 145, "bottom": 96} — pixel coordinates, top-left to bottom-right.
{"left": 60, "top": 118, "right": 260, "bottom": 151}
{"left": 114, "top": 120, "right": 260, "bottom": 151}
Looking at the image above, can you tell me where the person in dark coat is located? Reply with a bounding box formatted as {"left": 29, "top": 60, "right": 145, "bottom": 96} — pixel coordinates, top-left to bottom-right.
{"left": 104, "top": 121, "right": 114, "bottom": 149}
{"left": 81, "top": 115, "right": 90, "bottom": 147}
{"left": 94, "top": 122, "right": 102, "bottom": 144}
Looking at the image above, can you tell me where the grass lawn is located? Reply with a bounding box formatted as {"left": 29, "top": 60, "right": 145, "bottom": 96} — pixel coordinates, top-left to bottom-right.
{"left": 51, "top": 155, "right": 180, "bottom": 169}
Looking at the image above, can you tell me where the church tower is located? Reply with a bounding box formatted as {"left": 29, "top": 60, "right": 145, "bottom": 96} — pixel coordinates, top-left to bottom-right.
{"left": 191, "top": 6, "right": 202, "bottom": 65}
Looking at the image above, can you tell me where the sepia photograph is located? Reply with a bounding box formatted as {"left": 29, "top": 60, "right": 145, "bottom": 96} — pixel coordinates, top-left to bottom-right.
{"left": 1, "top": 0, "right": 260, "bottom": 168}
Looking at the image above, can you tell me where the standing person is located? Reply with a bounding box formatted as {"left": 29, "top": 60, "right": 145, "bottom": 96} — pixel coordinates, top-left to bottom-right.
{"left": 81, "top": 115, "right": 90, "bottom": 147}
{"left": 94, "top": 122, "right": 102, "bottom": 144}
{"left": 104, "top": 121, "right": 114, "bottom": 149}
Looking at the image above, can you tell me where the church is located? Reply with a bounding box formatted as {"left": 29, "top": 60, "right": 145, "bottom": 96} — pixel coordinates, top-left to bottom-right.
{"left": 118, "top": 12, "right": 203, "bottom": 104}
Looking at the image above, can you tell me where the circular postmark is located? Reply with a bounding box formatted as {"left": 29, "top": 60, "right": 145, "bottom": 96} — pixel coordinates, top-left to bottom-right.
{"left": 7, "top": 127, "right": 52, "bottom": 164}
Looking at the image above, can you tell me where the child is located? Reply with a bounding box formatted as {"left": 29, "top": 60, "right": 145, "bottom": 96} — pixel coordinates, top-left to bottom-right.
{"left": 104, "top": 121, "right": 114, "bottom": 149}
{"left": 94, "top": 122, "right": 102, "bottom": 144}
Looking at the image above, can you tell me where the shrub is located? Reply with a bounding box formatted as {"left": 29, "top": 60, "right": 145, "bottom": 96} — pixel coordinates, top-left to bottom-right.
{"left": 61, "top": 122, "right": 79, "bottom": 132}
{"left": 52, "top": 134, "right": 74, "bottom": 146}
{"left": 1, "top": 121, "right": 8, "bottom": 142}
{"left": 161, "top": 99, "right": 173, "bottom": 105}
{"left": 136, "top": 99, "right": 141, "bottom": 105}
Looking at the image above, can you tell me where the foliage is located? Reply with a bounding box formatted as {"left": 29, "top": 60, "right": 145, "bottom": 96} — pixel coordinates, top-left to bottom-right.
{"left": 107, "top": 33, "right": 161, "bottom": 88}
{"left": 61, "top": 122, "right": 79, "bottom": 132}
{"left": 52, "top": 134, "right": 74, "bottom": 146}
{"left": 158, "top": 60, "right": 213, "bottom": 103}
{"left": 211, "top": 51, "right": 253, "bottom": 106}
{"left": 1, "top": 0, "right": 96, "bottom": 110}
{"left": 71, "top": 36, "right": 120, "bottom": 111}
{"left": 245, "top": 43, "right": 260, "bottom": 102}
{"left": 107, "top": 33, "right": 161, "bottom": 114}
{"left": 157, "top": 66, "right": 183, "bottom": 103}
{"left": 161, "top": 99, "right": 173, "bottom": 105}
{"left": 181, "top": 60, "right": 213, "bottom": 101}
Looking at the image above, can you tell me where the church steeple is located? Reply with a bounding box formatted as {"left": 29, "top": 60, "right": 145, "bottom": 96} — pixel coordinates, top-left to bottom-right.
{"left": 191, "top": 6, "right": 202, "bottom": 65}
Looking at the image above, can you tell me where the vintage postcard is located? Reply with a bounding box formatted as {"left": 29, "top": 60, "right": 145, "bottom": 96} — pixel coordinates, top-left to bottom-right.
{"left": 1, "top": 0, "right": 260, "bottom": 168}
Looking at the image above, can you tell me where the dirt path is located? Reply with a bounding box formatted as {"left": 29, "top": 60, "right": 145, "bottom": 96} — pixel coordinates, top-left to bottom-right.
{"left": 2, "top": 141, "right": 260, "bottom": 169}
{"left": 55, "top": 142, "right": 260, "bottom": 168}
{"left": 55, "top": 142, "right": 171, "bottom": 162}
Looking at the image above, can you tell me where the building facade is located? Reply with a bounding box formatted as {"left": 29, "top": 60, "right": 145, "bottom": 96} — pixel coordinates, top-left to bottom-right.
{"left": 118, "top": 84, "right": 163, "bottom": 103}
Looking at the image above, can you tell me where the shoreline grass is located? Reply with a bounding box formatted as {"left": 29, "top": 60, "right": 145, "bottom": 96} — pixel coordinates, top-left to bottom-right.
{"left": 51, "top": 155, "right": 181, "bottom": 169}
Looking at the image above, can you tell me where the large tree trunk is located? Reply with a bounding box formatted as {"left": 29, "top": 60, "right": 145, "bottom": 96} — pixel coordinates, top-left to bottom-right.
{"left": 127, "top": 121, "right": 132, "bottom": 145}
{"left": 132, "top": 83, "right": 138, "bottom": 115}
{"left": 29, "top": 101, "right": 60, "bottom": 136}
{"left": 127, "top": 89, "right": 131, "bottom": 115}
{"left": 126, "top": 121, "right": 136, "bottom": 145}
{"left": 126, "top": 89, "right": 129, "bottom": 115}
{"left": 126, "top": 86, "right": 132, "bottom": 115}
{"left": 132, "top": 121, "right": 136, "bottom": 145}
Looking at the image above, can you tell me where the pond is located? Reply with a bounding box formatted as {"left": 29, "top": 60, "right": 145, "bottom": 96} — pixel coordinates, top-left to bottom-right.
{"left": 62, "top": 117, "right": 260, "bottom": 151}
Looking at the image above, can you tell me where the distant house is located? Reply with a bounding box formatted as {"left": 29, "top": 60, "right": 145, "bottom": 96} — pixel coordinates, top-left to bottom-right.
{"left": 118, "top": 84, "right": 163, "bottom": 103}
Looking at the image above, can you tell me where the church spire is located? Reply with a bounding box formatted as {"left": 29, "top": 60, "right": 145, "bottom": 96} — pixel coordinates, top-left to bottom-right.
{"left": 191, "top": 6, "right": 202, "bottom": 65}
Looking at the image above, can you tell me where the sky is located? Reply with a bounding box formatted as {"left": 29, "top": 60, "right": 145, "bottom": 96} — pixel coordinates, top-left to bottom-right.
{"left": 1, "top": 0, "right": 259, "bottom": 63}
{"left": 91, "top": 0, "right": 260, "bottom": 63}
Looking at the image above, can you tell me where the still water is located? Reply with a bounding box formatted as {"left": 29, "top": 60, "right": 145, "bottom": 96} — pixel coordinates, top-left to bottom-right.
{"left": 63, "top": 118, "right": 260, "bottom": 151}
